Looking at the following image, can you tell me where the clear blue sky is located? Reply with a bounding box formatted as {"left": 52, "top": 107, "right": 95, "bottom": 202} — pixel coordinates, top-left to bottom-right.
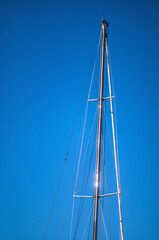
{"left": 0, "top": 0, "right": 159, "bottom": 239}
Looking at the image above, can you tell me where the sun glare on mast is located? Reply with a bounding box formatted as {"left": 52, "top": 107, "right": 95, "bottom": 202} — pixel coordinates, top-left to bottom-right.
{"left": 95, "top": 173, "right": 98, "bottom": 188}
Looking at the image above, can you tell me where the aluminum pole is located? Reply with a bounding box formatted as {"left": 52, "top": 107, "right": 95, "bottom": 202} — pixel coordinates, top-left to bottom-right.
{"left": 93, "top": 19, "right": 106, "bottom": 240}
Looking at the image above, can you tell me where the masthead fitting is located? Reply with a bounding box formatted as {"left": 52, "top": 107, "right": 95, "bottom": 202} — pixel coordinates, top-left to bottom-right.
{"left": 102, "top": 19, "right": 109, "bottom": 28}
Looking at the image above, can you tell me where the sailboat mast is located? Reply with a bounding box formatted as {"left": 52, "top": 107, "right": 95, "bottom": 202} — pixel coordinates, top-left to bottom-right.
{"left": 93, "top": 19, "right": 106, "bottom": 240}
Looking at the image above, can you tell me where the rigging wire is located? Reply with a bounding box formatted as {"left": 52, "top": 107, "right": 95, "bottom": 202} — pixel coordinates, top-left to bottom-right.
{"left": 77, "top": 124, "right": 96, "bottom": 227}
{"left": 73, "top": 127, "right": 97, "bottom": 240}
{"left": 99, "top": 200, "right": 109, "bottom": 240}
{"left": 101, "top": 153, "right": 105, "bottom": 240}
{"left": 99, "top": 162, "right": 102, "bottom": 240}
{"left": 103, "top": 107, "right": 114, "bottom": 161}
{"left": 102, "top": 132, "right": 111, "bottom": 240}
{"left": 81, "top": 199, "right": 94, "bottom": 240}
{"left": 73, "top": 30, "right": 101, "bottom": 196}
{"left": 111, "top": 77, "right": 121, "bottom": 188}
{"left": 105, "top": 33, "right": 124, "bottom": 240}
{"left": 69, "top": 109, "right": 97, "bottom": 240}
{"left": 70, "top": 64, "right": 95, "bottom": 240}
{"left": 43, "top": 27, "right": 101, "bottom": 240}
{"left": 87, "top": 197, "right": 93, "bottom": 239}
{"left": 70, "top": 196, "right": 75, "bottom": 240}
{"left": 44, "top": 120, "right": 83, "bottom": 240}
{"left": 106, "top": 41, "right": 121, "bottom": 188}
{"left": 43, "top": 160, "right": 66, "bottom": 240}
{"left": 65, "top": 29, "right": 101, "bottom": 159}
{"left": 57, "top": 121, "right": 84, "bottom": 239}
{"left": 70, "top": 32, "right": 101, "bottom": 240}
{"left": 75, "top": 107, "right": 98, "bottom": 191}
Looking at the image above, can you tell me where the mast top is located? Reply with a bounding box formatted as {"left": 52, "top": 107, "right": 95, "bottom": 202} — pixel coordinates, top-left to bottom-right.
{"left": 101, "top": 19, "right": 109, "bottom": 27}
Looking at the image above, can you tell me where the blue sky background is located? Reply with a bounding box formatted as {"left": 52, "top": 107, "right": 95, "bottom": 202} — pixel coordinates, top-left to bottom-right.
{"left": 1, "top": 0, "right": 159, "bottom": 239}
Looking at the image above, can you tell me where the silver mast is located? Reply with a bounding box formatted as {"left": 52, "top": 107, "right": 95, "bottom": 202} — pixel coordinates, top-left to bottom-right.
{"left": 93, "top": 19, "right": 106, "bottom": 240}
{"left": 105, "top": 25, "right": 124, "bottom": 240}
